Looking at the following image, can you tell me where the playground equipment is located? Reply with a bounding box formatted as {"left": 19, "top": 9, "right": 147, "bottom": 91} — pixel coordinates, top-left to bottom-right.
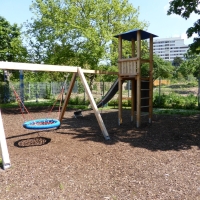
{"left": 0, "top": 62, "right": 112, "bottom": 139}
{"left": 0, "top": 29, "right": 157, "bottom": 170}
{"left": 23, "top": 119, "right": 61, "bottom": 130}
{"left": 114, "top": 29, "right": 157, "bottom": 127}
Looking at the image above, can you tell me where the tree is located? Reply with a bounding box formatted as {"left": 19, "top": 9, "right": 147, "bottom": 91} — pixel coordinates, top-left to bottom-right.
{"left": 167, "top": 0, "right": 200, "bottom": 53}
{"left": 0, "top": 16, "right": 28, "bottom": 81}
{"left": 172, "top": 56, "right": 183, "bottom": 67}
{"left": 178, "top": 52, "right": 200, "bottom": 79}
{"left": 0, "top": 16, "right": 27, "bottom": 62}
{"left": 141, "top": 54, "right": 174, "bottom": 81}
{"left": 26, "top": 0, "right": 148, "bottom": 87}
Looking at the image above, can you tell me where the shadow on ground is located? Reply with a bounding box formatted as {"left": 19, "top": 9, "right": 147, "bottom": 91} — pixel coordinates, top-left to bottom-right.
{"left": 57, "top": 110, "right": 200, "bottom": 151}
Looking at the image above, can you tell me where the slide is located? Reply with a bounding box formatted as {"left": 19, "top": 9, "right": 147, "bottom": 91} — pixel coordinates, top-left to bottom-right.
{"left": 74, "top": 79, "right": 120, "bottom": 118}
{"left": 97, "top": 79, "right": 119, "bottom": 108}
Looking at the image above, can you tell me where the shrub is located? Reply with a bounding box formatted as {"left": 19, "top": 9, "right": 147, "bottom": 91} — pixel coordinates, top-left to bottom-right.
{"left": 153, "top": 92, "right": 198, "bottom": 109}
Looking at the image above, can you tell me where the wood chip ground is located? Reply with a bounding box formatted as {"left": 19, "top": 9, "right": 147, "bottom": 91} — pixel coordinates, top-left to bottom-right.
{"left": 0, "top": 108, "right": 199, "bottom": 200}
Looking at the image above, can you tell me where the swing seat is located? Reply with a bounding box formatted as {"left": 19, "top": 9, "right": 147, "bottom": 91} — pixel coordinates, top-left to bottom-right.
{"left": 23, "top": 118, "right": 60, "bottom": 130}
{"left": 74, "top": 110, "right": 83, "bottom": 118}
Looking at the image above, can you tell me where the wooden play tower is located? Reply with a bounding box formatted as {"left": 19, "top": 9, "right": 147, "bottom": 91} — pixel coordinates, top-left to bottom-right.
{"left": 114, "top": 29, "right": 158, "bottom": 127}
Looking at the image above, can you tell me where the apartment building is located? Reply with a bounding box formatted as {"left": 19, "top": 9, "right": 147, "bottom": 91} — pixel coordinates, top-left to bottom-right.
{"left": 153, "top": 37, "right": 189, "bottom": 62}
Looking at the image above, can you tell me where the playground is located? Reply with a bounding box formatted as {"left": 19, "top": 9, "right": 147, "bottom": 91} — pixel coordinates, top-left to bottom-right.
{"left": 0, "top": 29, "right": 199, "bottom": 199}
{"left": 0, "top": 107, "right": 200, "bottom": 199}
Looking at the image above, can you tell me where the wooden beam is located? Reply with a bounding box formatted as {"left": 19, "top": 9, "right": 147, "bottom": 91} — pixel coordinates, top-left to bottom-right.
{"left": 0, "top": 62, "right": 78, "bottom": 72}
{"left": 149, "top": 34, "right": 153, "bottom": 123}
{"left": 132, "top": 39, "right": 135, "bottom": 57}
{"left": 82, "top": 69, "right": 118, "bottom": 75}
{"left": 59, "top": 73, "right": 77, "bottom": 122}
{"left": 131, "top": 79, "right": 135, "bottom": 122}
{"left": 136, "top": 30, "right": 141, "bottom": 127}
{"left": 118, "top": 57, "right": 138, "bottom": 62}
{"left": 0, "top": 62, "right": 117, "bottom": 75}
{"left": 77, "top": 68, "right": 110, "bottom": 140}
{"left": 118, "top": 77, "right": 122, "bottom": 125}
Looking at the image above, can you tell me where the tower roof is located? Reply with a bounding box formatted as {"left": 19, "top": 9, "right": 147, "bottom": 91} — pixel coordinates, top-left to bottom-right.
{"left": 114, "top": 29, "right": 158, "bottom": 41}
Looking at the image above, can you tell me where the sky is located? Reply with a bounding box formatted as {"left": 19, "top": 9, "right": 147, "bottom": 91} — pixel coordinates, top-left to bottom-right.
{"left": 0, "top": 0, "right": 198, "bottom": 45}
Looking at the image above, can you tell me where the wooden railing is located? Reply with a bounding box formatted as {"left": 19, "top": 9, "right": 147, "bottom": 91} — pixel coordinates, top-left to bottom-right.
{"left": 118, "top": 58, "right": 150, "bottom": 76}
{"left": 118, "top": 58, "right": 138, "bottom": 76}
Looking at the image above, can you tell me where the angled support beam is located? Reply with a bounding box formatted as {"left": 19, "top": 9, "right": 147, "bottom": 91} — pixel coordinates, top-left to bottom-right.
{"left": 77, "top": 68, "right": 110, "bottom": 140}
{"left": 59, "top": 73, "right": 77, "bottom": 122}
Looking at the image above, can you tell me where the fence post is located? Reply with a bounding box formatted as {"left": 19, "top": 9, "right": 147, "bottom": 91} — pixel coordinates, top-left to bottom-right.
{"left": 20, "top": 70, "right": 24, "bottom": 110}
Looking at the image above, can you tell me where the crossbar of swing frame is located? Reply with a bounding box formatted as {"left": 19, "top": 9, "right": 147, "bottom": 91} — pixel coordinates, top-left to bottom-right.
{"left": 0, "top": 61, "right": 118, "bottom": 75}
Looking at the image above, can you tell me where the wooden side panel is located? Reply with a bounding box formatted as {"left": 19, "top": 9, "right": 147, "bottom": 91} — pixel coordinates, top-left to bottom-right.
{"left": 119, "top": 60, "right": 137, "bottom": 76}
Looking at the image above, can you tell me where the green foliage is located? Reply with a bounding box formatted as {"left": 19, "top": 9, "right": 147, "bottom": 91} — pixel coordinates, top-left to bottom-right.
{"left": 178, "top": 52, "right": 200, "bottom": 79}
{"left": 172, "top": 57, "right": 183, "bottom": 67}
{"left": 153, "top": 92, "right": 197, "bottom": 109}
{"left": 0, "top": 16, "right": 28, "bottom": 62}
{"left": 69, "top": 96, "right": 89, "bottom": 105}
{"left": 167, "top": 0, "right": 200, "bottom": 54}
{"left": 142, "top": 54, "right": 174, "bottom": 81}
{"left": 27, "top": 0, "right": 148, "bottom": 68}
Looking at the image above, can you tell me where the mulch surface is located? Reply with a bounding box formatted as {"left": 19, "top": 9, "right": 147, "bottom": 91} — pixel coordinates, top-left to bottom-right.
{"left": 0, "top": 107, "right": 200, "bottom": 200}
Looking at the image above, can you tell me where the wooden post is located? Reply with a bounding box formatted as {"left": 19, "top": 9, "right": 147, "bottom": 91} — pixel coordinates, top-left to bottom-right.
{"left": 118, "top": 77, "right": 122, "bottom": 125}
{"left": 149, "top": 34, "right": 153, "bottom": 123}
{"left": 59, "top": 73, "right": 77, "bottom": 122}
{"left": 131, "top": 79, "right": 135, "bottom": 122}
{"left": 132, "top": 39, "right": 135, "bottom": 57}
{"left": 118, "top": 35, "right": 123, "bottom": 125}
{"left": 77, "top": 68, "right": 110, "bottom": 140}
{"left": 136, "top": 30, "right": 141, "bottom": 127}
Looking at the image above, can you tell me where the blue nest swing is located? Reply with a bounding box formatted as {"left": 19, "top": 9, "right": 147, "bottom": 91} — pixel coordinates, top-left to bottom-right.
{"left": 23, "top": 118, "right": 60, "bottom": 130}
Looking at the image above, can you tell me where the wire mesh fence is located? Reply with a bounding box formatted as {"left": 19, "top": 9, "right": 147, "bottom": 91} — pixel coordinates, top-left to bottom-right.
{"left": 1, "top": 79, "right": 199, "bottom": 109}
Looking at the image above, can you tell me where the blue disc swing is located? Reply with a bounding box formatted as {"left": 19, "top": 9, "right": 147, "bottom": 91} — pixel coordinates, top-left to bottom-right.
{"left": 23, "top": 118, "right": 60, "bottom": 130}
{"left": 11, "top": 82, "right": 64, "bottom": 131}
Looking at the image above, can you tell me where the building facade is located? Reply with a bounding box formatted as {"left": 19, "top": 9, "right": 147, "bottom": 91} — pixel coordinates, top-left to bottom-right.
{"left": 153, "top": 37, "right": 189, "bottom": 62}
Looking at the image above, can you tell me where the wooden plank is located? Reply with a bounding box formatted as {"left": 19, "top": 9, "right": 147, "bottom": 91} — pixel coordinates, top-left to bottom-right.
{"left": 118, "top": 57, "right": 138, "bottom": 62}
{"left": 0, "top": 62, "right": 118, "bottom": 75}
{"left": 77, "top": 68, "right": 110, "bottom": 140}
{"left": 0, "top": 61, "right": 78, "bottom": 72}
{"left": 82, "top": 69, "right": 118, "bottom": 75}
{"left": 59, "top": 73, "right": 77, "bottom": 122}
